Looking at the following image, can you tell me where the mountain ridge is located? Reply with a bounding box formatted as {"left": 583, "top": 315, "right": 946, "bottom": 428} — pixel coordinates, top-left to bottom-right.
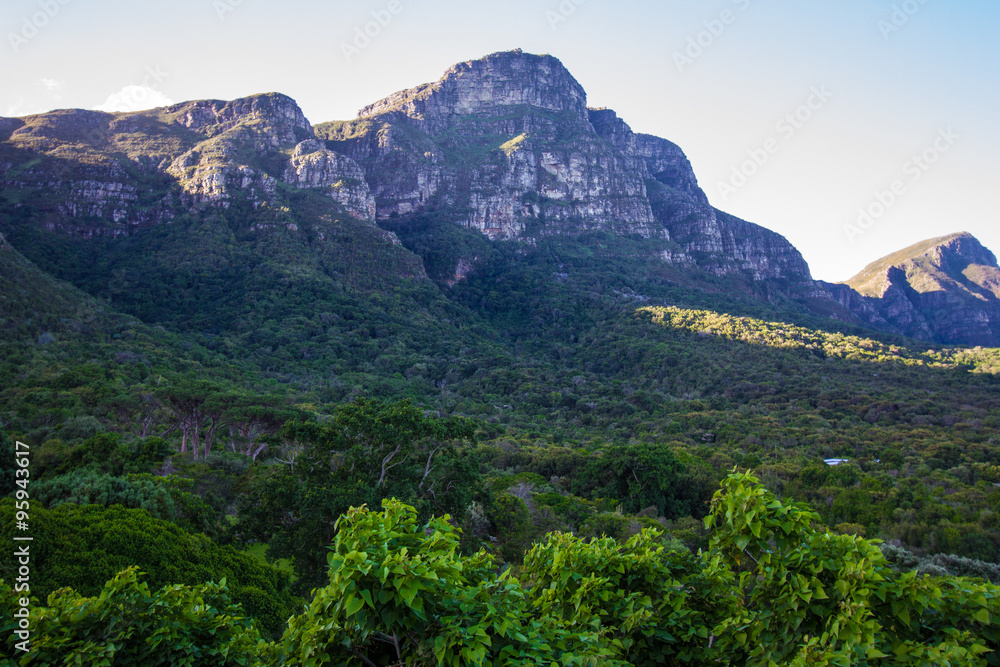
{"left": 833, "top": 232, "right": 1000, "bottom": 345}
{"left": 1, "top": 49, "right": 997, "bottom": 346}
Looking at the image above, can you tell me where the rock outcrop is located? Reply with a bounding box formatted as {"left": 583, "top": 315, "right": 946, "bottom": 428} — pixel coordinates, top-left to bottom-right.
{"left": 317, "top": 50, "right": 812, "bottom": 285}
{"left": 3, "top": 50, "right": 996, "bottom": 345}
{"left": 0, "top": 93, "right": 378, "bottom": 236}
{"left": 831, "top": 233, "right": 1000, "bottom": 346}
{"left": 319, "top": 51, "right": 660, "bottom": 241}
{"left": 584, "top": 105, "right": 811, "bottom": 281}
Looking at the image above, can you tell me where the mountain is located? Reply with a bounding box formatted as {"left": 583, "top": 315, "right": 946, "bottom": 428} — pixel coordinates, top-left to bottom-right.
{"left": 314, "top": 50, "right": 813, "bottom": 286}
{"left": 0, "top": 49, "right": 996, "bottom": 348}
{"left": 6, "top": 52, "right": 1000, "bottom": 656}
{"left": 0, "top": 91, "right": 511, "bottom": 402}
{"left": 827, "top": 232, "right": 1000, "bottom": 346}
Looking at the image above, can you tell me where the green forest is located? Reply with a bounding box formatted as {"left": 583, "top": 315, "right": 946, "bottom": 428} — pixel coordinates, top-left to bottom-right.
{"left": 3, "top": 196, "right": 1000, "bottom": 665}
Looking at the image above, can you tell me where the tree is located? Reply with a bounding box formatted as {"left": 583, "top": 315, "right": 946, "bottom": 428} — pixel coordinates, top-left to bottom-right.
{"left": 1, "top": 567, "right": 262, "bottom": 665}
{"left": 705, "top": 469, "right": 1000, "bottom": 665}
{"left": 219, "top": 394, "right": 299, "bottom": 459}
{"left": 236, "top": 398, "right": 481, "bottom": 592}
{"left": 0, "top": 500, "right": 294, "bottom": 638}
{"left": 521, "top": 528, "right": 735, "bottom": 665}
{"left": 582, "top": 442, "right": 696, "bottom": 518}
{"left": 156, "top": 376, "right": 225, "bottom": 460}
{"left": 276, "top": 499, "right": 621, "bottom": 666}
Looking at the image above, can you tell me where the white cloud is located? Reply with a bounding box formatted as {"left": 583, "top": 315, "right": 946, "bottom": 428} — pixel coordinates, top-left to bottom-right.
{"left": 94, "top": 85, "right": 173, "bottom": 113}
{"left": 40, "top": 78, "right": 64, "bottom": 93}
{"left": 3, "top": 95, "right": 49, "bottom": 118}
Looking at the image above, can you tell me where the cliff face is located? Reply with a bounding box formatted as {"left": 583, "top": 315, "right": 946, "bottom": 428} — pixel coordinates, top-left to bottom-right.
{"left": 316, "top": 50, "right": 811, "bottom": 286}
{"left": 834, "top": 233, "right": 1000, "bottom": 346}
{"left": 585, "top": 105, "right": 810, "bottom": 281}
{"left": 1, "top": 50, "right": 813, "bottom": 286}
{"left": 318, "top": 51, "right": 660, "bottom": 242}
{"left": 356, "top": 51, "right": 589, "bottom": 133}
{"left": 0, "top": 93, "right": 381, "bottom": 234}
{"left": 3, "top": 50, "right": 995, "bottom": 345}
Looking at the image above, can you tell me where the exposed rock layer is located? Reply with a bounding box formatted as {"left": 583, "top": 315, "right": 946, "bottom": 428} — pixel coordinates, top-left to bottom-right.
{"left": 1, "top": 50, "right": 996, "bottom": 345}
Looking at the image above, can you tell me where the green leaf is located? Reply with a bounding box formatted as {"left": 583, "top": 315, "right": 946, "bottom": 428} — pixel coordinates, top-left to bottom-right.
{"left": 344, "top": 594, "right": 364, "bottom": 618}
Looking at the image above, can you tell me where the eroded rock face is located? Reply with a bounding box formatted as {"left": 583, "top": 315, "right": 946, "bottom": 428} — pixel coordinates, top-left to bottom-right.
{"left": 0, "top": 94, "right": 376, "bottom": 230}
{"left": 317, "top": 51, "right": 815, "bottom": 284}
{"left": 1, "top": 51, "right": 812, "bottom": 284}
{"left": 164, "top": 94, "right": 326, "bottom": 208}
{"left": 634, "top": 134, "right": 710, "bottom": 207}
{"left": 167, "top": 93, "right": 313, "bottom": 144}
{"left": 282, "top": 140, "right": 376, "bottom": 220}
{"left": 587, "top": 105, "right": 810, "bottom": 280}
{"left": 5, "top": 50, "right": 994, "bottom": 344}
{"left": 357, "top": 50, "right": 589, "bottom": 133}
{"left": 320, "top": 51, "right": 661, "bottom": 241}
{"left": 835, "top": 233, "right": 1000, "bottom": 345}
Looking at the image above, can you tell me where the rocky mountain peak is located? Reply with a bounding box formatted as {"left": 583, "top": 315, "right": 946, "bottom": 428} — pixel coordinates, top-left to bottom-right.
{"left": 846, "top": 232, "right": 998, "bottom": 299}
{"left": 161, "top": 92, "right": 313, "bottom": 143}
{"left": 356, "top": 50, "right": 588, "bottom": 131}
{"left": 832, "top": 232, "right": 1000, "bottom": 345}
{"left": 4, "top": 51, "right": 994, "bottom": 345}
{"left": 5, "top": 108, "right": 112, "bottom": 148}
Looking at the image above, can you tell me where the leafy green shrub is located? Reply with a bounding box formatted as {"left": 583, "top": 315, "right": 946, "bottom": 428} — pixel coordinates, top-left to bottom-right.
{"left": 276, "top": 499, "right": 621, "bottom": 666}
{"left": 1, "top": 567, "right": 262, "bottom": 665}
{"left": 32, "top": 468, "right": 226, "bottom": 538}
{"left": 0, "top": 501, "right": 293, "bottom": 637}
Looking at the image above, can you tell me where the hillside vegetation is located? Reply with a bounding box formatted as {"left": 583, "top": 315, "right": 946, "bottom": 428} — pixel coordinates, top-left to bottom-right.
{"left": 2, "top": 50, "right": 1000, "bottom": 663}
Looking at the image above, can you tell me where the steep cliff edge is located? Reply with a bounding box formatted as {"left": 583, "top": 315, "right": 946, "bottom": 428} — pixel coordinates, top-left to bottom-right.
{"left": 3, "top": 50, "right": 995, "bottom": 346}
{"left": 317, "top": 51, "right": 660, "bottom": 242}
{"left": 0, "top": 93, "right": 380, "bottom": 232}
{"left": 316, "top": 50, "right": 812, "bottom": 287}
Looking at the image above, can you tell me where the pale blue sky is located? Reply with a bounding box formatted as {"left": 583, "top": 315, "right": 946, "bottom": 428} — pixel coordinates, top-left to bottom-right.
{"left": 2, "top": 0, "right": 997, "bottom": 281}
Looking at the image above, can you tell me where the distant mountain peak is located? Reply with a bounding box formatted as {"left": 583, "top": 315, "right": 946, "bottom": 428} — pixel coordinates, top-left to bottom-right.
{"left": 156, "top": 92, "right": 313, "bottom": 139}
{"left": 834, "top": 232, "right": 1000, "bottom": 345}
{"left": 3, "top": 52, "right": 995, "bottom": 345}
{"left": 846, "top": 232, "right": 998, "bottom": 298}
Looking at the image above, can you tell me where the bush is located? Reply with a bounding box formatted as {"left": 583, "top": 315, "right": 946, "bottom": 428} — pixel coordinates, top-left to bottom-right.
{"left": 0, "top": 500, "right": 294, "bottom": 637}
{"left": 1, "top": 567, "right": 261, "bottom": 665}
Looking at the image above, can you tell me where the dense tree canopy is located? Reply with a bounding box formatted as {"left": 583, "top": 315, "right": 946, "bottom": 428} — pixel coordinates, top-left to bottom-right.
{"left": 8, "top": 471, "right": 1000, "bottom": 665}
